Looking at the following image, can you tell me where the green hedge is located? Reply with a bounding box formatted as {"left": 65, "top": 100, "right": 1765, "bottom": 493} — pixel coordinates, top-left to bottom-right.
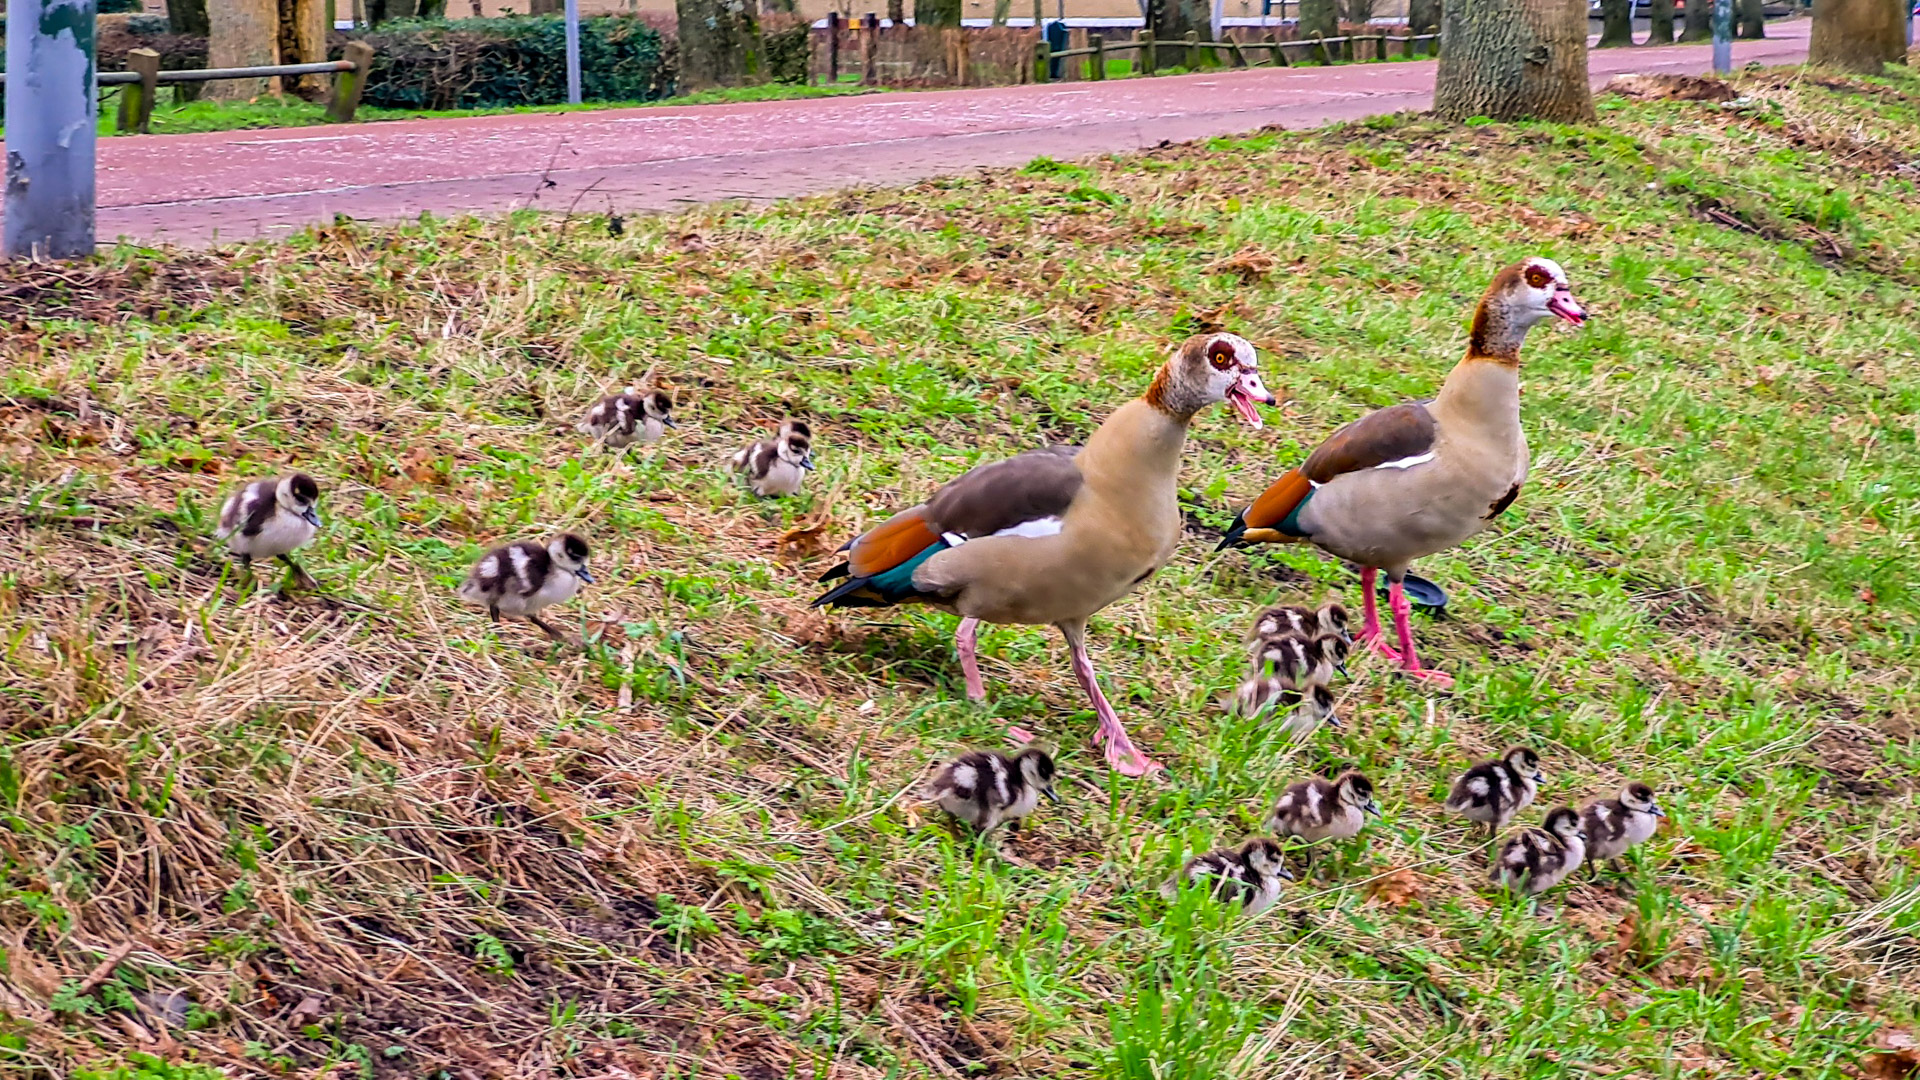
{"left": 331, "top": 15, "right": 677, "bottom": 110}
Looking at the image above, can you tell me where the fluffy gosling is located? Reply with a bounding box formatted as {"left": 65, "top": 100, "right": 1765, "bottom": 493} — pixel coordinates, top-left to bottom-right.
{"left": 1580, "top": 781, "right": 1665, "bottom": 878}
{"left": 457, "top": 533, "right": 595, "bottom": 642}
{"left": 1263, "top": 770, "right": 1380, "bottom": 869}
{"left": 1445, "top": 745, "right": 1544, "bottom": 842}
{"left": 1160, "top": 838, "right": 1294, "bottom": 915}
{"left": 732, "top": 418, "right": 815, "bottom": 497}
{"left": 922, "top": 748, "right": 1058, "bottom": 835}
{"left": 215, "top": 473, "right": 323, "bottom": 589}
{"left": 1490, "top": 806, "right": 1587, "bottom": 896}
{"left": 1248, "top": 601, "right": 1351, "bottom": 655}
{"left": 579, "top": 388, "right": 675, "bottom": 449}
{"left": 1230, "top": 636, "right": 1341, "bottom": 737}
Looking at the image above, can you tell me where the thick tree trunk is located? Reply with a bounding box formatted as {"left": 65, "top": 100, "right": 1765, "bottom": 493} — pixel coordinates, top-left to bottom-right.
{"left": 1646, "top": 0, "right": 1675, "bottom": 41}
{"left": 276, "top": 0, "right": 325, "bottom": 96}
{"left": 1808, "top": 0, "right": 1906, "bottom": 70}
{"left": 167, "top": 0, "right": 211, "bottom": 32}
{"left": 206, "top": 0, "right": 279, "bottom": 99}
{"left": 1408, "top": 0, "right": 1440, "bottom": 31}
{"left": 526, "top": 0, "right": 559, "bottom": 13}
{"left": 1679, "top": 0, "right": 1711, "bottom": 38}
{"left": 1434, "top": 0, "right": 1594, "bottom": 123}
{"left": 1736, "top": 0, "right": 1765, "bottom": 36}
{"left": 916, "top": 0, "right": 962, "bottom": 25}
{"left": 887, "top": 0, "right": 903, "bottom": 21}
{"left": 1297, "top": 0, "right": 1336, "bottom": 37}
{"left": 1598, "top": 0, "right": 1634, "bottom": 44}
{"left": 1147, "top": 0, "right": 1210, "bottom": 43}
{"left": 675, "top": 0, "right": 763, "bottom": 86}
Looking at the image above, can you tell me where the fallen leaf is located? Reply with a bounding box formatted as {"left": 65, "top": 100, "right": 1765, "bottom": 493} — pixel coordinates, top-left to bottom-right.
{"left": 398, "top": 447, "right": 448, "bottom": 486}
{"left": 770, "top": 520, "right": 833, "bottom": 560}
{"left": 1366, "top": 868, "right": 1423, "bottom": 909}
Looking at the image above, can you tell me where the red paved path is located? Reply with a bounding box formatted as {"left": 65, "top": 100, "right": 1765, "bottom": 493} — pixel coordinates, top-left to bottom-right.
{"left": 89, "top": 20, "right": 1809, "bottom": 246}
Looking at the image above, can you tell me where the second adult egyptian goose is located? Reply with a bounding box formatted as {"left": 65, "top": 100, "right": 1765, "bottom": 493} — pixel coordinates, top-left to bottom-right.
{"left": 812, "top": 333, "right": 1276, "bottom": 776}
{"left": 1216, "top": 259, "right": 1587, "bottom": 688}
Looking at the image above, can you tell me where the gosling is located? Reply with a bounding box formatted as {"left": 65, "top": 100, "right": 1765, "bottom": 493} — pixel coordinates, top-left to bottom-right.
{"left": 1445, "top": 745, "right": 1544, "bottom": 842}
{"left": 1580, "top": 781, "right": 1665, "bottom": 878}
{"left": 732, "top": 419, "right": 815, "bottom": 497}
{"left": 579, "top": 388, "right": 675, "bottom": 449}
{"left": 215, "top": 472, "right": 323, "bottom": 590}
{"left": 1264, "top": 770, "right": 1380, "bottom": 870}
{"left": 1490, "top": 806, "right": 1587, "bottom": 897}
{"left": 922, "top": 748, "right": 1058, "bottom": 835}
{"left": 1160, "top": 838, "right": 1293, "bottom": 915}
{"left": 457, "top": 533, "right": 595, "bottom": 642}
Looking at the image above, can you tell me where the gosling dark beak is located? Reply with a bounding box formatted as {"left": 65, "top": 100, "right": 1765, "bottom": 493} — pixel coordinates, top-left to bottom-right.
{"left": 1042, "top": 787, "right": 1060, "bottom": 805}
{"left": 576, "top": 567, "right": 595, "bottom": 584}
{"left": 302, "top": 507, "right": 322, "bottom": 528}
{"left": 663, "top": 416, "right": 678, "bottom": 429}
{"left": 1365, "top": 801, "right": 1381, "bottom": 818}
{"left": 1325, "top": 712, "right": 1343, "bottom": 730}
{"left": 1278, "top": 866, "right": 1296, "bottom": 881}
{"left": 1652, "top": 805, "right": 1667, "bottom": 818}
{"left": 801, "top": 455, "right": 816, "bottom": 471}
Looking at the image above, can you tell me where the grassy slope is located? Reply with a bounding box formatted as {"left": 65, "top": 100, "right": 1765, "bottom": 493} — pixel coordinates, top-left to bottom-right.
{"left": 3, "top": 64, "right": 1919, "bottom": 1080}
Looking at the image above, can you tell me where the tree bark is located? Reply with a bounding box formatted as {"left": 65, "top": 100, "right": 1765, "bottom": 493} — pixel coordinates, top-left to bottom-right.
{"left": 527, "top": 0, "right": 559, "bottom": 13}
{"left": 1735, "top": 0, "right": 1765, "bottom": 36}
{"left": 276, "top": 0, "right": 326, "bottom": 97}
{"left": 1597, "top": 0, "right": 1634, "bottom": 44}
{"left": 675, "top": 0, "right": 764, "bottom": 85}
{"left": 1408, "top": 0, "right": 1439, "bottom": 32}
{"left": 1148, "top": 0, "right": 1210, "bottom": 43}
{"left": 1646, "top": 0, "right": 1675, "bottom": 42}
{"left": 206, "top": 0, "right": 280, "bottom": 99}
{"left": 1434, "top": 0, "right": 1594, "bottom": 123}
{"left": 1296, "top": 0, "right": 1336, "bottom": 37}
{"left": 167, "top": 0, "right": 211, "bottom": 32}
{"left": 916, "top": 0, "right": 962, "bottom": 25}
{"left": 887, "top": 0, "right": 903, "bottom": 21}
{"left": 1808, "top": 0, "right": 1906, "bottom": 70}
{"left": 1679, "top": 0, "right": 1711, "bottom": 38}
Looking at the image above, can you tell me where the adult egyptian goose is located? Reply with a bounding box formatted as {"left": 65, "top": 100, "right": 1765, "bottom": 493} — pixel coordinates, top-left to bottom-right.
{"left": 215, "top": 473, "right": 323, "bottom": 590}
{"left": 812, "top": 333, "right": 1275, "bottom": 776}
{"left": 1216, "top": 259, "right": 1587, "bottom": 687}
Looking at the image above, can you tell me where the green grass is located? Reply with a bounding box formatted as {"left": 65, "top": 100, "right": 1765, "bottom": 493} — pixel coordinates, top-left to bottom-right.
{"left": 3, "top": 61, "right": 1919, "bottom": 1080}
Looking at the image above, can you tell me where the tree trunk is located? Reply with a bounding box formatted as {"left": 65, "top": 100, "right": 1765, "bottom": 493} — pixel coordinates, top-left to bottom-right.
{"left": 276, "top": 0, "right": 326, "bottom": 97}
{"left": 1808, "top": 0, "right": 1906, "bottom": 70}
{"left": 916, "top": 0, "right": 961, "bottom": 25}
{"left": 1597, "top": 0, "right": 1634, "bottom": 44}
{"left": 1297, "top": 0, "right": 1336, "bottom": 37}
{"left": 1646, "top": 0, "right": 1675, "bottom": 41}
{"left": 1736, "top": 0, "right": 1765, "bottom": 35}
{"left": 1434, "top": 0, "right": 1594, "bottom": 122}
{"left": 1408, "top": 0, "right": 1439, "bottom": 32}
{"left": 383, "top": 0, "right": 419, "bottom": 18}
{"left": 206, "top": 0, "right": 280, "bottom": 99}
{"left": 167, "top": 0, "right": 211, "bottom": 32}
{"left": 1679, "top": 0, "right": 1711, "bottom": 38}
{"left": 887, "top": 0, "right": 903, "bottom": 21}
{"left": 527, "top": 0, "right": 558, "bottom": 13}
{"left": 1148, "top": 0, "right": 1210, "bottom": 43}
{"left": 675, "top": 0, "right": 764, "bottom": 86}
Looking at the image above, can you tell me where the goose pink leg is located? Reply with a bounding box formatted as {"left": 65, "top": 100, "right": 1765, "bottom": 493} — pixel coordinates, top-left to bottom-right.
{"left": 955, "top": 617, "right": 987, "bottom": 702}
{"left": 1358, "top": 567, "right": 1403, "bottom": 663}
{"left": 1058, "top": 619, "right": 1161, "bottom": 776}
{"left": 1388, "top": 578, "right": 1453, "bottom": 688}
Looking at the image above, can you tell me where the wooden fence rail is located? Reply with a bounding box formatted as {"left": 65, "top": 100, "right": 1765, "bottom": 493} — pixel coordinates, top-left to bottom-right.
{"left": 0, "top": 41, "right": 376, "bottom": 133}
{"left": 1037, "top": 30, "right": 1439, "bottom": 81}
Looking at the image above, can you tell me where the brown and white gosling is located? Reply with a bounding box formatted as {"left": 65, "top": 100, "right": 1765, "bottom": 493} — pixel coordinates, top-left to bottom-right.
{"left": 1248, "top": 602, "right": 1351, "bottom": 653}
{"left": 1230, "top": 636, "right": 1341, "bottom": 738}
{"left": 1160, "top": 838, "right": 1294, "bottom": 915}
{"left": 1444, "top": 745, "right": 1544, "bottom": 842}
{"left": 457, "top": 533, "right": 595, "bottom": 642}
{"left": 1490, "top": 806, "right": 1587, "bottom": 896}
{"left": 579, "top": 388, "right": 675, "bottom": 449}
{"left": 215, "top": 473, "right": 323, "bottom": 589}
{"left": 922, "top": 748, "right": 1059, "bottom": 835}
{"left": 1579, "top": 782, "right": 1665, "bottom": 878}
{"left": 732, "top": 419, "right": 815, "bottom": 497}
{"left": 1263, "top": 770, "right": 1380, "bottom": 869}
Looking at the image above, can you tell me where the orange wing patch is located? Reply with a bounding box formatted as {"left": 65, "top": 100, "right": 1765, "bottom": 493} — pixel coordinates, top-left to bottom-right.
{"left": 1244, "top": 470, "right": 1312, "bottom": 530}
{"left": 847, "top": 506, "right": 940, "bottom": 578}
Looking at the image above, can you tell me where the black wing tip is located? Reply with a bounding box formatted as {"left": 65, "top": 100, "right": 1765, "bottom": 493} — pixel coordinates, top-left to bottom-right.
{"left": 1215, "top": 511, "right": 1249, "bottom": 552}
{"left": 817, "top": 562, "right": 852, "bottom": 584}
{"left": 811, "top": 576, "right": 876, "bottom": 609}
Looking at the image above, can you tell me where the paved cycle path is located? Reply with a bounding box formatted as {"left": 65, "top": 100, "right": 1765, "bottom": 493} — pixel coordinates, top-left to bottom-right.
{"left": 84, "top": 19, "right": 1809, "bottom": 246}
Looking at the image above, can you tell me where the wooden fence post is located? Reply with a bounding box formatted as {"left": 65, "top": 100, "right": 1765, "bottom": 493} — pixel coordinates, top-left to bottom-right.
{"left": 1227, "top": 36, "right": 1247, "bottom": 66}
{"left": 1311, "top": 33, "right": 1329, "bottom": 63}
{"left": 119, "top": 47, "right": 160, "bottom": 134}
{"left": 1089, "top": 32, "right": 1105, "bottom": 79}
{"left": 1183, "top": 29, "right": 1199, "bottom": 68}
{"left": 326, "top": 41, "right": 375, "bottom": 123}
{"left": 1266, "top": 32, "right": 1287, "bottom": 65}
{"left": 1033, "top": 39, "right": 1050, "bottom": 82}
{"left": 863, "top": 13, "right": 880, "bottom": 86}
{"left": 1139, "top": 29, "right": 1155, "bottom": 75}
{"left": 826, "top": 11, "right": 842, "bottom": 84}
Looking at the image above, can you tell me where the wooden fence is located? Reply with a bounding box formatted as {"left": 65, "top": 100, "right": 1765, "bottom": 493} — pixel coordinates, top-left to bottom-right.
{"left": 0, "top": 41, "right": 376, "bottom": 133}
{"left": 807, "top": 18, "right": 1439, "bottom": 88}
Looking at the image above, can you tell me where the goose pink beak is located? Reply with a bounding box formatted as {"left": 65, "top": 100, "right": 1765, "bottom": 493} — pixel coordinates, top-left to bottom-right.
{"left": 1226, "top": 372, "right": 1277, "bottom": 429}
{"left": 1547, "top": 288, "right": 1587, "bottom": 327}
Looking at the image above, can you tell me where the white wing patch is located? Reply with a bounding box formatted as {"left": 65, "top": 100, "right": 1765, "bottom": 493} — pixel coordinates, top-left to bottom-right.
{"left": 1372, "top": 452, "right": 1436, "bottom": 471}
{"left": 944, "top": 517, "right": 1064, "bottom": 548}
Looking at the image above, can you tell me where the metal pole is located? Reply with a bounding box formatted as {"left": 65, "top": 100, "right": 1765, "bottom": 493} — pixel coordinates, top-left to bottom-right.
{"left": 1210, "top": 0, "right": 1224, "bottom": 44}
{"left": 564, "top": 0, "right": 583, "bottom": 105}
{"left": 1710, "top": 0, "right": 1732, "bottom": 73}
{"left": 4, "top": 0, "right": 97, "bottom": 259}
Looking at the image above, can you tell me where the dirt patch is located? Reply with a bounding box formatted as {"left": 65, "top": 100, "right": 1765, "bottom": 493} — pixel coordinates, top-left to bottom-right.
{"left": 0, "top": 255, "right": 247, "bottom": 324}
{"left": 1603, "top": 73, "right": 1738, "bottom": 103}
{"left": 1808, "top": 723, "right": 1907, "bottom": 798}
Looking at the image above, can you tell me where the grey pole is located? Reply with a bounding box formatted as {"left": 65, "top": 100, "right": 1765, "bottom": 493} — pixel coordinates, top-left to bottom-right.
{"left": 4, "top": 0, "right": 99, "bottom": 259}
{"left": 564, "top": 0, "right": 583, "bottom": 105}
{"left": 1710, "top": 0, "right": 1732, "bottom": 73}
